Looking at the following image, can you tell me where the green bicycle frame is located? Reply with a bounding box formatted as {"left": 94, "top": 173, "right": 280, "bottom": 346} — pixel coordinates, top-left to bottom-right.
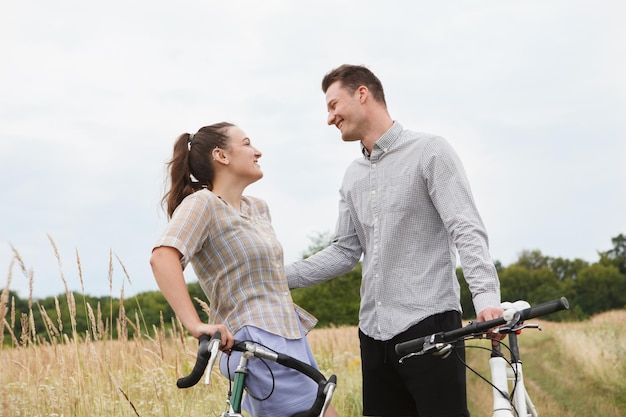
{"left": 229, "top": 353, "right": 251, "bottom": 413}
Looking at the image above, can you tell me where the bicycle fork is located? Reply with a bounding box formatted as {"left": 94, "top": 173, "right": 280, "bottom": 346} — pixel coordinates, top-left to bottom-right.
{"left": 489, "top": 335, "right": 538, "bottom": 417}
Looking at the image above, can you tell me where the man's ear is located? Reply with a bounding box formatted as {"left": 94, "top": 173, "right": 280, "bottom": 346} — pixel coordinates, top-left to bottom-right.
{"left": 357, "top": 85, "right": 369, "bottom": 103}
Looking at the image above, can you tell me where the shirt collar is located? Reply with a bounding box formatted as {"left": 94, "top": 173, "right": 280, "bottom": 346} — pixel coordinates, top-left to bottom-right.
{"left": 360, "top": 121, "right": 403, "bottom": 158}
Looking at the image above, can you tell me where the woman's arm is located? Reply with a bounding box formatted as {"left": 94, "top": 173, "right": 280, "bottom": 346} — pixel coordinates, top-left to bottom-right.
{"left": 150, "top": 245, "right": 234, "bottom": 349}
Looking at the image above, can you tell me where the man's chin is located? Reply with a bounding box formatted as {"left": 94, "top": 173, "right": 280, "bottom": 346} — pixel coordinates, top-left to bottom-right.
{"left": 342, "top": 138, "right": 360, "bottom": 143}
{"left": 341, "top": 133, "right": 359, "bottom": 142}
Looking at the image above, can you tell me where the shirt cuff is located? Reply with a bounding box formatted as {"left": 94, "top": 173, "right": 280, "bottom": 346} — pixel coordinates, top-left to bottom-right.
{"left": 284, "top": 263, "right": 300, "bottom": 289}
{"left": 472, "top": 292, "right": 502, "bottom": 315}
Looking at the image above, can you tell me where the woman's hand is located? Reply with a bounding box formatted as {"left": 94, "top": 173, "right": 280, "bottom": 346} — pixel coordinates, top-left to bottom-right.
{"left": 189, "top": 322, "right": 235, "bottom": 351}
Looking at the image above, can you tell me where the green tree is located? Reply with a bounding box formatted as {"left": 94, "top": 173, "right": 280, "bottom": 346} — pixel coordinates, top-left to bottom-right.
{"left": 515, "top": 249, "right": 550, "bottom": 270}
{"left": 599, "top": 233, "right": 626, "bottom": 274}
{"left": 572, "top": 264, "right": 626, "bottom": 315}
{"left": 548, "top": 257, "right": 589, "bottom": 281}
{"left": 291, "top": 265, "right": 361, "bottom": 327}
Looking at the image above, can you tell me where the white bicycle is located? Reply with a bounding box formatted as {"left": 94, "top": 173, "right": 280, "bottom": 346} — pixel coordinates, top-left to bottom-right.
{"left": 395, "top": 297, "right": 570, "bottom": 417}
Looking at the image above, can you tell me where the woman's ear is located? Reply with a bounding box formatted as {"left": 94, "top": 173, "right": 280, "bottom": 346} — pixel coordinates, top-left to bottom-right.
{"left": 212, "top": 148, "right": 228, "bottom": 165}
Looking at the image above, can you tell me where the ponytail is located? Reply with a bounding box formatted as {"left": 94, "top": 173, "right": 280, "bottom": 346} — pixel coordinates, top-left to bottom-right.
{"left": 162, "top": 133, "right": 195, "bottom": 218}
{"left": 161, "top": 122, "right": 234, "bottom": 218}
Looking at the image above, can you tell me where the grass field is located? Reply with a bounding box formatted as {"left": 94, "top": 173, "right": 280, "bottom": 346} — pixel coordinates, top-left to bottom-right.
{"left": 2, "top": 247, "right": 625, "bottom": 416}
{"left": 2, "top": 308, "right": 625, "bottom": 416}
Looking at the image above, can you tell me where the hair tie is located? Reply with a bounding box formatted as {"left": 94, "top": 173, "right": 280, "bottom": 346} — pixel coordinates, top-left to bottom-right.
{"left": 187, "top": 133, "right": 195, "bottom": 151}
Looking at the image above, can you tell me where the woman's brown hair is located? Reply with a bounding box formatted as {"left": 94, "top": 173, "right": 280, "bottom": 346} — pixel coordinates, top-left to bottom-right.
{"left": 162, "top": 122, "right": 234, "bottom": 218}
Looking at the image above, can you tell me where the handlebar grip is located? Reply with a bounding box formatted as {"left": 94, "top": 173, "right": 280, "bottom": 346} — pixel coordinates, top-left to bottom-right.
{"left": 176, "top": 332, "right": 220, "bottom": 389}
{"left": 395, "top": 334, "right": 431, "bottom": 356}
{"left": 519, "top": 297, "right": 569, "bottom": 321}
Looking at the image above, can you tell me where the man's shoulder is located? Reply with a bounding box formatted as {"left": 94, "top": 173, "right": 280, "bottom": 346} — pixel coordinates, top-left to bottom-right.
{"left": 399, "top": 129, "right": 453, "bottom": 153}
{"left": 401, "top": 128, "right": 444, "bottom": 143}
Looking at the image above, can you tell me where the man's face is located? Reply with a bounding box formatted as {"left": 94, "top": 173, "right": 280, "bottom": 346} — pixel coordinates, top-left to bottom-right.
{"left": 325, "top": 81, "right": 363, "bottom": 142}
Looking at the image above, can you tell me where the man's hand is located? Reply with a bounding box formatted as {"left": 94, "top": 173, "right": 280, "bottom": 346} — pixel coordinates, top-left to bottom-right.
{"left": 476, "top": 306, "right": 504, "bottom": 322}
{"left": 476, "top": 306, "right": 506, "bottom": 340}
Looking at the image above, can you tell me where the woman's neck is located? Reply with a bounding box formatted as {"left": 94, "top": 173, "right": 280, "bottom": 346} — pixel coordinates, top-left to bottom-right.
{"left": 211, "top": 185, "right": 243, "bottom": 211}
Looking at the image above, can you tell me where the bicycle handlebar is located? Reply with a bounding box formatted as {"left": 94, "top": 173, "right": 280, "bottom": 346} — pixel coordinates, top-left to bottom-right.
{"left": 176, "top": 332, "right": 337, "bottom": 417}
{"left": 176, "top": 332, "right": 220, "bottom": 388}
{"left": 395, "top": 297, "right": 569, "bottom": 357}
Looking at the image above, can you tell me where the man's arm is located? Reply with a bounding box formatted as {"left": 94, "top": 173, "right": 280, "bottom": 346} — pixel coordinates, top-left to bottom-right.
{"left": 424, "top": 137, "right": 502, "bottom": 315}
{"left": 286, "top": 196, "right": 363, "bottom": 288}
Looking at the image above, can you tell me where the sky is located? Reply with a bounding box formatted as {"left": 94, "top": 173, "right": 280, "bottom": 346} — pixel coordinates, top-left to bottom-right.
{"left": 1, "top": 0, "right": 624, "bottom": 299}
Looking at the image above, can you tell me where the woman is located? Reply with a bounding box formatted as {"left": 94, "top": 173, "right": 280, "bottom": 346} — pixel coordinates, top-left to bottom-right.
{"left": 150, "top": 122, "right": 339, "bottom": 417}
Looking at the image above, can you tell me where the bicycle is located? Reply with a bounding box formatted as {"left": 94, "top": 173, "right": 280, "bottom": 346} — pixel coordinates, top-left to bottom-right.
{"left": 395, "top": 297, "right": 570, "bottom": 417}
{"left": 176, "top": 331, "right": 337, "bottom": 417}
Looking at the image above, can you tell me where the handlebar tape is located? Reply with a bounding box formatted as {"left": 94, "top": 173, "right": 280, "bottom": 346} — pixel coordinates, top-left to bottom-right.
{"left": 395, "top": 297, "right": 569, "bottom": 356}
{"left": 275, "top": 353, "right": 326, "bottom": 383}
{"left": 176, "top": 332, "right": 218, "bottom": 389}
{"left": 291, "top": 374, "right": 337, "bottom": 417}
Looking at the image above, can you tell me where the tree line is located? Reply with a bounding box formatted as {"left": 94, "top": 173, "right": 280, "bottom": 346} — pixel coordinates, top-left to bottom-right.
{"left": 2, "top": 234, "right": 625, "bottom": 344}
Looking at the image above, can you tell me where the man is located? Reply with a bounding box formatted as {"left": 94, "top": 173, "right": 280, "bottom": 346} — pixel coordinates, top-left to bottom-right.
{"left": 286, "top": 64, "right": 503, "bottom": 417}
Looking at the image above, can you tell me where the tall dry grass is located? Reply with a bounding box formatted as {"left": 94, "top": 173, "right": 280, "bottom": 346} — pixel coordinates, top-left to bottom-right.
{"left": 2, "top": 243, "right": 625, "bottom": 416}
{"left": 1, "top": 242, "right": 363, "bottom": 417}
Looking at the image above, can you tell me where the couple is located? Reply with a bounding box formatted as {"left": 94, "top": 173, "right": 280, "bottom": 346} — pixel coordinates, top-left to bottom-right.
{"left": 150, "top": 64, "right": 503, "bottom": 417}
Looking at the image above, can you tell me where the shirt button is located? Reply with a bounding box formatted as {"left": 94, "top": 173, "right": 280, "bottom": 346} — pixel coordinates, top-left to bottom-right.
{"left": 371, "top": 190, "right": 376, "bottom": 195}
{"left": 377, "top": 301, "right": 382, "bottom": 306}
{"left": 375, "top": 273, "right": 379, "bottom": 278}
{"left": 372, "top": 163, "right": 377, "bottom": 168}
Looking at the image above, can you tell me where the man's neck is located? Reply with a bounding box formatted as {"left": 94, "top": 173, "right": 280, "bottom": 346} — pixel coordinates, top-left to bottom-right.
{"left": 361, "top": 117, "right": 394, "bottom": 154}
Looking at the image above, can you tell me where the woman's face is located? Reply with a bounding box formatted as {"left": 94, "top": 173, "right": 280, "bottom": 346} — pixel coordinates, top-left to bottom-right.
{"left": 220, "top": 126, "right": 263, "bottom": 183}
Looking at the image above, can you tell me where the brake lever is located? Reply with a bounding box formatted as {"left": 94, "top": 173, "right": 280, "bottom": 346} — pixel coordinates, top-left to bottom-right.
{"left": 508, "top": 323, "right": 542, "bottom": 333}
{"left": 399, "top": 336, "right": 452, "bottom": 363}
{"left": 320, "top": 375, "right": 337, "bottom": 416}
{"left": 204, "top": 335, "right": 222, "bottom": 385}
{"left": 498, "top": 311, "right": 523, "bottom": 333}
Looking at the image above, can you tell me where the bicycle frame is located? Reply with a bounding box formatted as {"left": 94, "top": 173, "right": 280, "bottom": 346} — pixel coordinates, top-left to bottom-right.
{"left": 223, "top": 345, "right": 260, "bottom": 416}
{"left": 490, "top": 332, "right": 537, "bottom": 417}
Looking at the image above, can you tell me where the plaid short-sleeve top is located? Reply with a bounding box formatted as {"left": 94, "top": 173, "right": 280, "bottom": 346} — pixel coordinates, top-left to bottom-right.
{"left": 154, "top": 189, "right": 316, "bottom": 338}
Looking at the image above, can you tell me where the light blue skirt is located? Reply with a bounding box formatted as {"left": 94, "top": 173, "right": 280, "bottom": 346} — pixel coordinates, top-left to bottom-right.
{"left": 219, "top": 324, "right": 320, "bottom": 417}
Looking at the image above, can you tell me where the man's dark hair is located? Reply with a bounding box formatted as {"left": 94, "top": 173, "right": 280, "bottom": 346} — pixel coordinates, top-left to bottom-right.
{"left": 321, "top": 64, "right": 387, "bottom": 106}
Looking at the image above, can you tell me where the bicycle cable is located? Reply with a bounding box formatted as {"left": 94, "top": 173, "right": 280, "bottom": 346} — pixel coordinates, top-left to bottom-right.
{"left": 225, "top": 339, "right": 276, "bottom": 402}
{"left": 454, "top": 336, "right": 521, "bottom": 416}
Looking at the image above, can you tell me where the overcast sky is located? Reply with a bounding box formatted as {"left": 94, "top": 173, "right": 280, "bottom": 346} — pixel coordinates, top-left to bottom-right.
{"left": 2, "top": 0, "right": 624, "bottom": 299}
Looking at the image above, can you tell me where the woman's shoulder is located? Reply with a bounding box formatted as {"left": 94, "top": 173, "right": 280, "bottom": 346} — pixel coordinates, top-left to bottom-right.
{"left": 243, "top": 195, "right": 267, "bottom": 207}
{"left": 243, "top": 195, "right": 271, "bottom": 218}
{"left": 180, "top": 189, "right": 222, "bottom": 210}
